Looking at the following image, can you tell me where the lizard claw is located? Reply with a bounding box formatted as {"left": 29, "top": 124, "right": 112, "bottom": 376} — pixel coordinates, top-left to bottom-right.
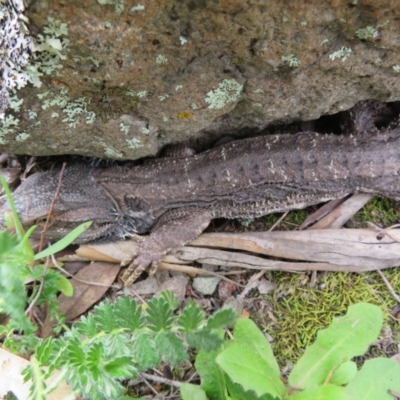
{"left": 120, "top": 250, "right": 163, "bottom": 285}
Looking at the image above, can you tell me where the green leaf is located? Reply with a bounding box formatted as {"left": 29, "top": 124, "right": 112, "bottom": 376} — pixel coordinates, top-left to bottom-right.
{"left": 146, "top": 296, "right": 174, "bottom": 331}
{"left": 216, "top": 343, "right": 286, "bottom": 399}
{"left": 114, "top": 296, "right": 143, "bottom": 330}
{"left": 74, "top": 314, "right": 99, "bottom": 338}
{"left": 186, "top": 329, "right": 224, "bottom": 351}
{"left": 132, "top": 333, "right": 161, "bottom": 370}
{"left": 35, "top": 338, "right": 54, "bottom": 365}
{"left": 93, "top": 299, "right": 120, "bottom": 333}
{"left": 160, "top": 290, "right": 178, "bottom": 311}
{"left": 195, "top": 349, "right": 227, "bottom": 400}
{"left": 289, "top": 303, "right": 383, "bottom": 389}
{"left": 156, "top": 332, "right": 188, "bottom": 366}
{"left": 290, "top": 384, "right": 348, "bottom": 400}
{"left": 57, "top": 274, "right": 73, "bottom": 296}
{"left": 0, "top": 230, "right": 19, "bottom": 256}
{"left": 104, "top": 356, "right": 135, "bottom": 378}
{"left": 344, "top": 358, "right": 400, "bottom": 400}
{"left": 177, "top": 301, "right": 205, "bottom": 331}
{"left": 86, "top": 342, "right": 104, "bottom": 380}
{"left": 233, "top": 318, "right": 280, "bottom": 376}
{"left": 180, "top": 383, "right": 208, "bottom": 400}
{"left": 1, "top": 176, "right": 26, "bottom": 241}
{"left": 66, "top": 337, "right": 86, "bottom": 367}
{"left": 330, "top": 361, "right": 357, "bottom": 386}
{"left": 34, "top": 221, "right": 92, "bottom": 260}
{"left": 206, "top": 308, "right": 238, "bottom": 329}
{"left": 226, "top": 379, "right": 278, "bottom": 400}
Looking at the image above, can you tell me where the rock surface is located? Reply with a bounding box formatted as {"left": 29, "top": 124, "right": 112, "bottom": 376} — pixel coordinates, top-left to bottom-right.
{"left": 1, "top": 0, "right": 400, "bottom": 159}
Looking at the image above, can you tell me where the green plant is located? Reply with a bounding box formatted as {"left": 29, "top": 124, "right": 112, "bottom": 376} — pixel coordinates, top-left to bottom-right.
{"left": 0, "top": 176, "right": 91, "bottom": 350}
{"left": 183, "top": 303, "right": 400, "bottom": 400}
{"left": 23, "top": 292, "right": 238, "bottom": 399}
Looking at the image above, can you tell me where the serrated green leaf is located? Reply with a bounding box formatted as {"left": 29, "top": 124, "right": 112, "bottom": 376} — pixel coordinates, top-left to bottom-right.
{"left": 86, "top": 343, "right": 103, "bottom": 380}
{"left": 35, "top": 338, "right": 54, "bottom": 365}
{"left": 156, "top": 332, "right": 188, "bottom": 366}
{"left": 233, "top": 318, "right": 280, "bottom": 376}
{"left": 216, "top": 343, "right": 286, "bottom": 398}
{"left": 146, "top": 296, "right": 174, "bottom": 331}
{"left": 105, "top": 356, "right": 135, "bottom": 378}
{"left": 226, "top": 378, "right": 278, "bottom": 400}
{"left": 206, "top": 308, "right": 237, "bottom": 329}
{"left": 289, "top": 303, "right": 383, "bottom": 389}
{"left": 114, "top": 296, "right": 143, "bottom": 330}
{"left": 93, "top": 299, "right": 120, "bottom": 333}
{"left": 132, "top": 333, "right": 161, "bottom": 370}
{"left": 34, "top": 221, "right": 92, "bottom": 260}
{"left": 160, "top": 290, "right": 178, "bottom": 311}
{"left": 66, "top": 337, "right": 86, "bottom": 367}
{"left": 344, "top": 358, "right": 400, "bottom": 400}
{"left": 57, "top": 274, "right": 73, "bottom": 296}
{"left": 330, "top": 361, "right": 357, "bottom": 386}
{"left": 74, "top": 314, "right": 98, "bottom": 338}
{"left": 180, "top": 383, "right": 208, "bottom": 400}
{"left": 177, "top": 302, "right": 205, "bottom": 331}
{"left": 195, "top": 349, "right": 227, "bottom": 400}
{"left": 290, "top": 384, "right": 348, "bottom": 400}
{"left": 186, "top": 329, "right": 224, "bottom": 351}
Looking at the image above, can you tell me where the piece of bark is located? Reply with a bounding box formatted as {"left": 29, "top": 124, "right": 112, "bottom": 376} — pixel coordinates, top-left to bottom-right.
{"left": 75, "top": 228, "right": 400, "bottom": 274}
{"left": 308, "top": 193, "right": 374, "bottom": 229}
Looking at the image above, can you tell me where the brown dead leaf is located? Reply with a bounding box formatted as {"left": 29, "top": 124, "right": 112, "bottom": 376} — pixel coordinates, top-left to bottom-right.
{"left": 59, "top": 261, "right": 121, "bottom": 321}
{"left": 41, "top": 262, "right": 120, "bottom": 337}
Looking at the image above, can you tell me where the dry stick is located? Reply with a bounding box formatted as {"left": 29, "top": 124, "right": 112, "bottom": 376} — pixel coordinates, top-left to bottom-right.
{"left": 239, "top": 211, "right": 289, "bottom": 297}
{"left": 366, "top": 221, "right": 400, "bottom": 303}
{"left": 159, "top": 261, "right": 247, "bottom": 288}
{"left": 38, "top": 162, "right": 66, "bottom": 253}
{"left": 268, "top": 210, "right": 289, "bottom": 232}
{"left": 140, "top": 372, "right": 182, "bottom": 389}
{"left": 376, "top": 270, "right": 400, "bottom": 304}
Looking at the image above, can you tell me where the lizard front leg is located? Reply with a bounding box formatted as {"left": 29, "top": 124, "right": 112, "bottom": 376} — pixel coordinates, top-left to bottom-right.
{"left": 121, "top": 208, "right": 212, "bottom": 285}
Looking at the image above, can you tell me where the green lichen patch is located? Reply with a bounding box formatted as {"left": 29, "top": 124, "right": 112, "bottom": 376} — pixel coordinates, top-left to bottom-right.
{"left": 205, "top": 78, "right": 243, "bottom": 109}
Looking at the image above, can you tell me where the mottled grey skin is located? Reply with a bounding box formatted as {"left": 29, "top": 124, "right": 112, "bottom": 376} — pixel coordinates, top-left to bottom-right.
{"left": 3, "top": 100, "right": 400, "bottom": 284}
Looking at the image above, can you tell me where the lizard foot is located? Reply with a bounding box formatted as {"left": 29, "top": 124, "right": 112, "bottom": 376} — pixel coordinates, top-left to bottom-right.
{"left": 120, "top": 250, "right": 163, "bottom": 285}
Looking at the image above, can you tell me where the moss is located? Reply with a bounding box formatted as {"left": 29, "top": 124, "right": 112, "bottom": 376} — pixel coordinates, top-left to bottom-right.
{"left": 351, "top": 196, "right": 399, "bottom": 228}
{"left": 261, "top": 269, "right": 400, "bottom": 366}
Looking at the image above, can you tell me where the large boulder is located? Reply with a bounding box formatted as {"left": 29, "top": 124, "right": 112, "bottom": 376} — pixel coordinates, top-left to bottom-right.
{"left": 1, "top": 0, "right": 399, "bottom": 159}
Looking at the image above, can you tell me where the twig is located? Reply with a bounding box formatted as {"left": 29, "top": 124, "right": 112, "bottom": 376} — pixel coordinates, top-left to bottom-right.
{"left": 140, "top": 372, "right": 182, "bottom": 388}
{"left": 269, "top": 211, "right": 289, "bottom": 232}
{"left": 39, "top": 163, "right": 66, "bottom": 253}
{"left": 159, "top": 261, "right": 247, "bottom": 288}
{"left": 376, "top": 270, "right": 400, "bottom": 303}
